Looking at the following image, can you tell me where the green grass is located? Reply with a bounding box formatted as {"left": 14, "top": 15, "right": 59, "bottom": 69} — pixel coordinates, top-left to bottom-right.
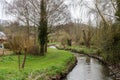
{"left": 48, "top": 42, "right": 60, "bottom": 45}
{"left": 66, "top": 46, "right": 97, "bottom": 54}
{"left": 0, "top": 48, "right": 75, "bottom": 80}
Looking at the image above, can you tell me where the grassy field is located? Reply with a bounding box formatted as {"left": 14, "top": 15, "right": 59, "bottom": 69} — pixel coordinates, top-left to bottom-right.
{"left": 0, "top": 48, "right": 75, "bottom": 80}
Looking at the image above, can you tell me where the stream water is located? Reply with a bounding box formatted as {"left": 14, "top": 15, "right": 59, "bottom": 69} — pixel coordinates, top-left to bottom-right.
{"left": 63, "top": 53, "right": 113, "bottom": 80}
{"left": 49, "top": 46, "right": 112, "bottom": 80}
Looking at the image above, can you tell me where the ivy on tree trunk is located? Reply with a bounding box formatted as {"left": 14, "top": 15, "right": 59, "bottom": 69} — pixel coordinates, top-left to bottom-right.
{"left": 38, "top": 0, "right": 48, "bottom": 55}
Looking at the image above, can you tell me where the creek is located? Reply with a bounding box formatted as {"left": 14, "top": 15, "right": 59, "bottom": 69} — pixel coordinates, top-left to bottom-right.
{"left": 63, "top": 53, "right": 112, "bottom": 80}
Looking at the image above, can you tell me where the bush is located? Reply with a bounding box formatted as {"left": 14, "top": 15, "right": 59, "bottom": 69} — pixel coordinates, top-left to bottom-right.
{"left": 27, "top": 45, "right": 40, "bottom": 55}
{"left": 102, "top": 30, "right": 120, "bottom": 64}
{"left": 96, "top": 49, "right": 102, "bottom": 56}
{"left": 79, "top": 42, "right": 85, "bottom": 45}
{"left": 4, "top": 42, "right": 10, "bottom": 49}
{"left": 79, "top": 50, "right": 85, "bottom": 54}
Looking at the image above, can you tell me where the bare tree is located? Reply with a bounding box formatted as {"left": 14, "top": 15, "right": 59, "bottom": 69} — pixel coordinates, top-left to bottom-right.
{"left": 82, "top": 25, "right": 94, "bottom": 48}
{"left": 8, "top": 33, "right": 30, "bottom": 70}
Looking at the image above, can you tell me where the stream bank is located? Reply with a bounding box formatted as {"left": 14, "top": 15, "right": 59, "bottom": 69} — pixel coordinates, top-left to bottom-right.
{"left": 63, "top": 53, "right": 112, "bottom": 80}
{"left": 54, "top": 46, "right": 119, "bottom": 80}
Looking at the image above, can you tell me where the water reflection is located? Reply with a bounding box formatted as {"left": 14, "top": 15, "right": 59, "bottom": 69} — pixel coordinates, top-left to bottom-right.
{"left": 64, "top": 53, "right": 112, "bottom": 80}
{"left": 86, "top": 57, "right": 91, "bottom": 65}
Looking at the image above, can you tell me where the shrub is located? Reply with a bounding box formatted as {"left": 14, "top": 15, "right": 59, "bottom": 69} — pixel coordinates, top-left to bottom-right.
{"left": 102, "top": 30, "right": 120, "bottom": 65}
{"left": 79, "top": 50, "right": 85, "bottom": 54}
{"left": 4, "top": 42, "right": 10, "bottom": 49}
{"left": 27, "top": 45, "right": 40, "bottom": 55}
{"left": 96, "top": 49, "right": 102, "bottom": 56}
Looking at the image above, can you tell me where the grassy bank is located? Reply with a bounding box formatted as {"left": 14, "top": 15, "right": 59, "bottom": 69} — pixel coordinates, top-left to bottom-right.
{"left": 48, "top": 42, "right": 60, "bottom": 45}
{"left": 0, "top": 48, "right": 76, "bottom": 80}
{"left": 64, "top": 46, "right": 97, "bottom": 54}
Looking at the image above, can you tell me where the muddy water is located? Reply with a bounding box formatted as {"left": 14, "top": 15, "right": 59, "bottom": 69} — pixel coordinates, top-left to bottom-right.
{"left": 63, "top": 53, "right": 112, "bottom": 80}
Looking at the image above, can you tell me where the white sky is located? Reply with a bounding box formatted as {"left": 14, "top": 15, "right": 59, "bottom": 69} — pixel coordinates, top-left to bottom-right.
{"left": 65, "top": 0, "right": 95, "bottom": 23}
{"left": 0, "top": 0, "right": 12, "bottom": 20}
{"left": 0, "top": 0, "right": 5, "bottom": 20}
{"left": 0, "top": 0, "right": 94, "bottom": 24}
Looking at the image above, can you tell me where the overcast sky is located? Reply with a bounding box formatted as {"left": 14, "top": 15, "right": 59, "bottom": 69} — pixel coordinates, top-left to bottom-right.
{"left": 0, "top": 0, "right": 5, "bottom": 20}
{"left": 0, "top": 0, "right": 12, "bottom": 20}
{"left": 0, "top": 0, "right": 94, "bottom": 24}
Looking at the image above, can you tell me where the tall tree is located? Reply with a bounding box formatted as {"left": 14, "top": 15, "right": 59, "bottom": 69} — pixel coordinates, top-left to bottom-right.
{"left": 4, "top": 0, "right": 70, "bottom": 55}
{"left": 38, "top": 0, "right": 47, "bottom": 55}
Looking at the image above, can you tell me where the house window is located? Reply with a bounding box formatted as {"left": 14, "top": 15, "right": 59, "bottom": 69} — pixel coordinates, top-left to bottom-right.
{"left": 0, "top": 44, "right": 4, "bottom": 49}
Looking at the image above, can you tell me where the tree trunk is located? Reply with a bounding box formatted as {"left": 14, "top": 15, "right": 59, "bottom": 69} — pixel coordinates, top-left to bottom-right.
{"left": 67, "top": 39, "right": 72, "bottom": 46}
{"left": 21, "top": 48, "right": 27, "bottom": 69}
{"left": 45, "top": 42, "right": 47, "bottom": 53}
{"left": 40, "top": 44, "right": 45, "bottom": 56}
{"left": 45, "top": 35, "right": 48, "bottom": 53}
{"left": 82, "top": 30, "right": 91, "bottom": 48}
{"left": 86, "top": 41, "right": 90, "bottom": 48}
{"left": 18, "top": 51, "right": 21, "bottom": 70}
{"left": 34, "top": 26, "right": 37, "bottom": 45}
{"left": 82, "top": 30, "right": 87, "bottom": 47}
{"left": 27, "top": 25, "right": 30, "bottom": 41}
{"left": 25, "top": 5, "right": 30, "bottom": 41}
{"left": 38, "top": 0, "right": 47, "bottom": 56}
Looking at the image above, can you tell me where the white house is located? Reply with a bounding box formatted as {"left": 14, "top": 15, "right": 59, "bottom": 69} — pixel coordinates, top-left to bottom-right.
{"left": 0, "top": 31, "right": 7, "bottom": 49}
